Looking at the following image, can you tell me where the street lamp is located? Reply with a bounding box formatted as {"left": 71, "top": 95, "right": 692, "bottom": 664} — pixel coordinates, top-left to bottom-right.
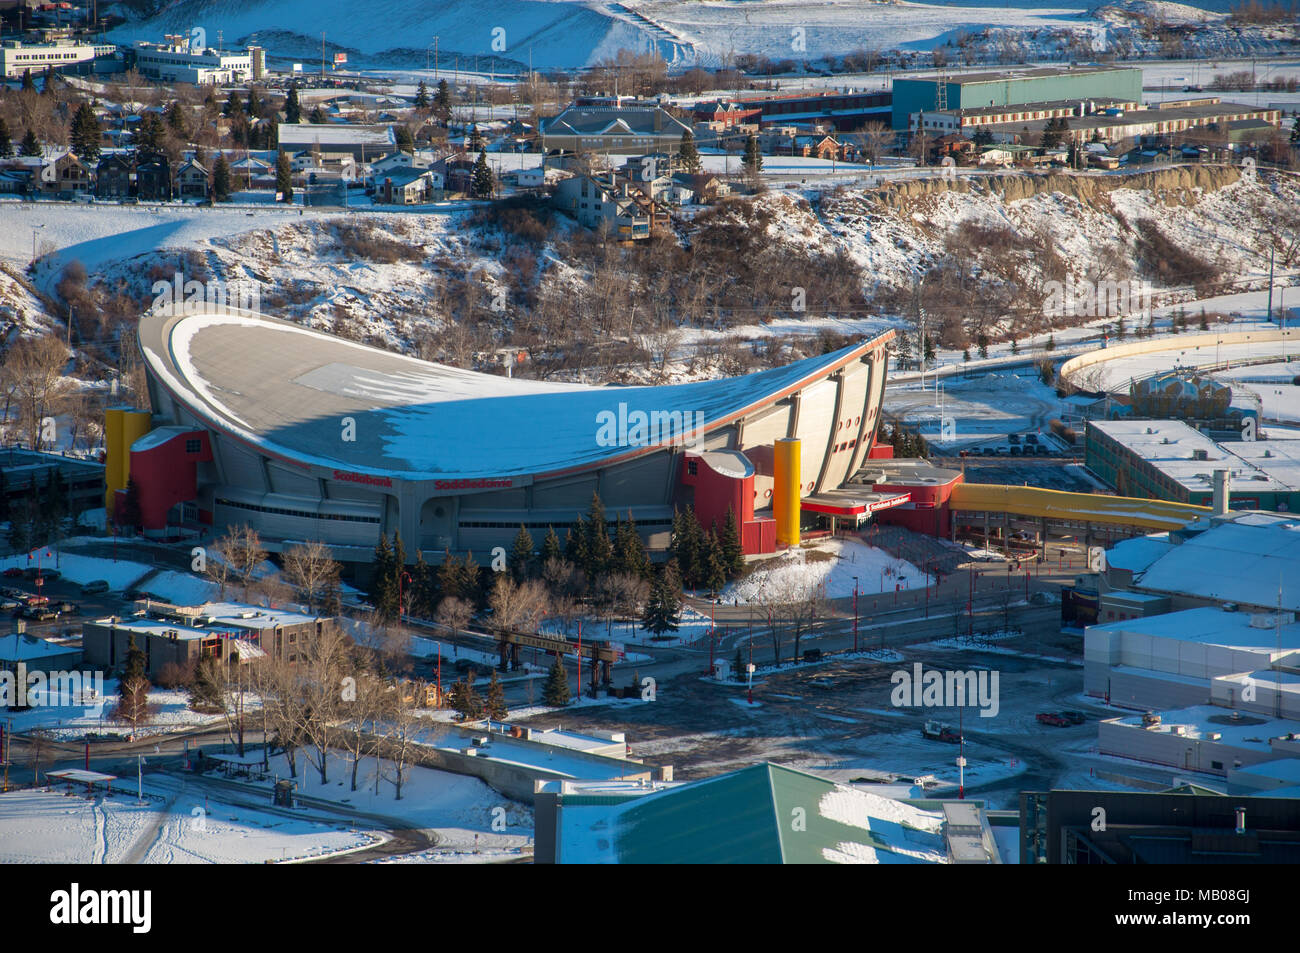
{"left": 31, "top": 223, "right": 45, "bottom": 266}
{"left": 852, "top": 576, "right": 859, "bottom": 652}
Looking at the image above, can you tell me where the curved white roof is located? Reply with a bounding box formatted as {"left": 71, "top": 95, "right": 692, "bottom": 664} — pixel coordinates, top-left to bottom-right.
{"left": 140, "top": 308, "right": 890, "bottom": 482}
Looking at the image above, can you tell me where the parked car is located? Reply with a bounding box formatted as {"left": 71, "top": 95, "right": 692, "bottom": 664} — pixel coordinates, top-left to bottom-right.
{"left": 41, "top": 569, "right": 61, "bottom": 581}
{"left": 81, "top": 580, "right": 110, "bottom": 594}
{"left": 2, "top": 568, "right": 24, "bottom": 578}
{"left": 1, "top": 600, "right": 19, "bottom": 611}
{"left": 57, "top": 601, "right": 78, "bottom": 614}
{"left": 1036, "top": 712, "right": 1071, "bottom": 727}
{"left": 23, "top": 594, "right": 49, "bottom": 606}
{"left": 22, "top": 606, "right": 58, "bottom": 621}
{"left": 1061, "top": 710, "right": 1088, "bottom": 725}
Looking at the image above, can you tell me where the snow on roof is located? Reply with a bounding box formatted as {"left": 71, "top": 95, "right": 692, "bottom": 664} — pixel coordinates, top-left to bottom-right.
{"left": 1234, "top": 759, "right": 1300, "bottom": 782}
{"left": 1090, "top": 606, "right": 1300, "bottom": 652}
{"left": 1133, "top": 515, "right": 1300, "bottom": 611}
{"left": 0, "top": 633, "right": 80, "bottom": 662}
{"left": 1106, "top": 533, "right": 1175, "bottom": 573}
{"left": 141, "top": 309, "right": 889, "bottom": 482}
{"left": 1106, "top": 704, "right": 1300, "bottom": 750}
{"left": 276, "top": 123, "right": 395, "bottom": 149}
{"left": 1090, "top": 419, "right": 1300, "bottom": 495}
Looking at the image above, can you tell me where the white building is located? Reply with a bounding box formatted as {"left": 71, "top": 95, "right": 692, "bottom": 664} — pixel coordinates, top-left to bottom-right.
{"left": 1, "top": 39, "right": 115, "bottom": 78}
{"left": 132, "top": 36, "right": 252, "bottom": 85}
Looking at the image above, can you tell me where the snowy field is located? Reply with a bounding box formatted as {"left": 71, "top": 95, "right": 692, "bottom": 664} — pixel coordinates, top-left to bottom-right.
{"left": 0, "top": 546, "right": 152, "bottom": 591}
{"left": 265, "top": 751, "right": 533, "bottom": 852}
{"left": 1215, "top": 359, "right": 1300, "bottom": 423}
{"left": 727, "top": 537, "right": 931, "bottom": 605}
{"left": 0, "top": 777, "right": 375, "bottom": 864}
{"left": 4, "top": 674, "right": 229, "bottom": 740}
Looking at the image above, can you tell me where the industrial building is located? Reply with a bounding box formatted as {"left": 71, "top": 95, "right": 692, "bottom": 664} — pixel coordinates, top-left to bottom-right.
{"left": 276, "top": 123, "right": 396, "bottom": 162}
{"left": 1086, "top": 419, "right": 1300, "bottom": 511}
{"left": 533, "top": 762, "right": 991, "bottom": 863}
{"left": 1098, "top": 510, "right": 1300, "bottom": 617}
{"left": 1021, "top": 789, "right": 1300, "bottom": 863}
{"left": 1084, "top": 605, "right": 1300, "bottom": 711}
{"left": 891, "top": 65, "right": 1143, "bottom": 130}
{"left": 0, "top": 37, "right": 115, "bottom": 77}
{"left": 974, "top": 98, "right": 1282, "bottom": 148}
{"left": 125, "top": 305, "right": 897, "bottom": 564}
{"left": 0, "top": 447, "right": 104, "bottom": 520}
{"left": 82, "top": 600, "right": 332, "bottom": 681}
{"left": 128, "top": 36, "right": 258, "bottom": 85}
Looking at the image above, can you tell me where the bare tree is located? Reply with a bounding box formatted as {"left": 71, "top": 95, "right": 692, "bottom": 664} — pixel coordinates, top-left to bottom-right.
{"left": 292, "top": 621, "right": 354, "bottom": 785}
{"left": 211, "top": 525, "right": 267, "bottom": 600}
{"left": 435, "top": 596, "right": 474, "bottom": 634}
{"left": 0, "top": 334, "right": 71, "bottom": 449}
{"left": 488, "top": 575, "right": 550, "bottom": 633}
{"left": 281, "top": 540, "right": 340, "bottom": 610}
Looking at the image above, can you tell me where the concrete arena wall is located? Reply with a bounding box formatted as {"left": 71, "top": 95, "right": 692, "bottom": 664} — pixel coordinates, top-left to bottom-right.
{"left": 1059, "top": 329, "right": 1300, "bottom": 395}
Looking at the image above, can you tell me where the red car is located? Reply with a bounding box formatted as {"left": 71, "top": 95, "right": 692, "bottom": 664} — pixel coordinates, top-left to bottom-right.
{"left": 1036, "top": 712, "right": 1071, "bottom": 727}
{"left": 2, "top": 568, "right": 23, "bottom": 578}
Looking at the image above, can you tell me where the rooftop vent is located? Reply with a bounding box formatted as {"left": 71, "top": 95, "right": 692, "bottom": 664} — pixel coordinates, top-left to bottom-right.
{"left": 1192, "top": 448, "right": 1209, "bottom": 461}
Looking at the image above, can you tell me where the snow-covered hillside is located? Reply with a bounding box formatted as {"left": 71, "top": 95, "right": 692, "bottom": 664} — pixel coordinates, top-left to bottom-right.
{"left": 105, "top": 0, "right": 1298, "bottom": 71}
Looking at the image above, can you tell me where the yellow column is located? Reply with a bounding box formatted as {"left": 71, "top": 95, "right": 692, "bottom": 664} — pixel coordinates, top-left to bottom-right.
{"left": 774, "top": 437, "right": 801, "bottom": 547}
{"left": 104, "top": 407, "right": 152, "bottom": 512}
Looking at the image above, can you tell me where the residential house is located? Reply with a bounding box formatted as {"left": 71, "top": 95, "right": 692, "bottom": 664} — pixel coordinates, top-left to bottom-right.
{"left": 177, "top": 158, "right": 209, "bottom": 199}
{"left": 369, "top": 149, "right": 434, "bottom": 178}
{"left": 94, "top": 153, "right": 133, "bottom": 199}
{"left": 437, "top": 153, "right": 476, "bottom": 195}
{"left": 794, "top": 134, "right": 844, "bottom": 161}
{"left": 136, "top": 153, "right": 171, "bottom": 200}
{"left": 553, "top": 173, "right": 651, "bottom": 240}
{"left": 375, "top": 167, "right": 443, "bottom": 204}
{"left": 34, "top": 151, "right": 92, "bottom": 196}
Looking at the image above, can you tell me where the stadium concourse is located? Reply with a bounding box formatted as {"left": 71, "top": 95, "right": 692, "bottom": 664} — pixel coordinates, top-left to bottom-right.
{"left": 115, "top": 306, "right": 900, "bottom": 565}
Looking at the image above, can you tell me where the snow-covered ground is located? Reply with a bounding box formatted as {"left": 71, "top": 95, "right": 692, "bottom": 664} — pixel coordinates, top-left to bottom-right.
{"left": 0, "top": 777, "right": 375, "bottom": 863}
{"left": 4, "top": 675, "right": 230, "bottom": 739}
{"left": 727, "top": 537, "right": 931, "bottom": 605}
{"left": 0, "top": 546, "right": 152, "bottom": 591}
{"left": 265, "top": 751, "right": 533, "bottom": 852}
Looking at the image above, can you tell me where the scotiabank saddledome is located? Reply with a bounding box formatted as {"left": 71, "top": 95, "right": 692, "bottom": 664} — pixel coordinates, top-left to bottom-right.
{"left": 126, "top": 307, "right": 895, "bottom": 562}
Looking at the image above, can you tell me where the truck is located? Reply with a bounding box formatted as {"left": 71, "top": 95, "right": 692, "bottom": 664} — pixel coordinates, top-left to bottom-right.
{"left": 921, "top": 720, "right": 961, "bottom": 743}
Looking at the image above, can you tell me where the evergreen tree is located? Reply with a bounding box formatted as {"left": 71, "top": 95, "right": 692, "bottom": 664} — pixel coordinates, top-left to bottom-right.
{"left": 613, "top": 513, "right": 650, "bottom": 579}
{"left": 565, "top": 520, "right": 589, "bottom": 573}
{"left": 245, "top": 86, "right": 263, "bottom": 119}
{"left": 411, "top": 550, "right": 438, "bottom": 617}
{"left": 509, "top": 524, "right": 534, "bottom": 581}
{"left": 484, "top": 670, "right": 507, "bottom": 720}
{"left": 212, "top": 151, "right": 232, "bottom": 201}
{"left": 275, "top": 150, "right": 293, "bottom": 202}
{"left": 434, "top": 79, "right": 452, "bottom": 123}
{"left": 469, "top": 123, "right": 483, "bottom": 150}
{"left": 284, "top": 85, "right": 302, "bottom": 123}
{"left": 542, "top": 654, "right": 571, "bottom": 706}
{"left": 641, "top": 563, "right": 681, "bottom": 635}
{"left": 309, "top": 105, "right": 327, "bottom": 124}
{"left": 742, "top": 134, "right": 763, "bottom": 174}
{"left": 20, "top": 128, "right": 41, "bottom": 157}
{"left": 458, "top": 552, "right": 482, "bottom": 607}
{"left": 165, "top": 100, "right": 190, "bottom": 139}
{"left": 1045, "top": 334, "right": 1056, "bottom": 351}
{"left": 449, "top": 672, "right": 483, "bottom": 720}
{"left": 471, "top": 149, "right": 495, "bottom": 197}
{"left": 415, "top": 80, "right": 431, "bottom": 110}
{"left": 670, "top": 506, "right": 704, "bottom": 589}
{"left": 437, "top": 549, "right": 462, "bottom": 599}
{"left": 0, "top": 118, "right": 11, "bottom": 158}
{"left": 134, "top": 112, "right": 165, "bottom": 154}
{"left": 679, "top": 128, "right": 701, "bottom": 174}
{"left": 701, "top": 529, "right": 727, "bottom": 594}
{"left": 976, "top": 332, "right": 990, "bottom": 359}
{"left": 122, "top": 478, "right": 143, "bottom": 530}
{"left": 394, "top": 124, "right": 415, "bottom": 153}
{"left": 719, "top": 507, "right": 744, "bottom": 576}
{"left": 118, "top": 634, "right": 150, "bottom": 722}
{"left": 20, "top": 69, "right": 33, "bottom": 92}
{"left": 369, "top": 533, "right": 395, "bottom": 613}
{"left": 70, "top": 102, "right": 101, "bottom": 160}
{"left": 189, "top": 656, "right": 225, "bottom": 712}
{"left": 584, "top": 492, "right": 612, "bottom": 578}
{"left": 41, "top": 67, "right": 54, "bottom": 95}
{"left": 224, "top": 89, "right": 244, "bottom": 118}
{"left": 540, "top": 525, "right": 563, "bottom": 565}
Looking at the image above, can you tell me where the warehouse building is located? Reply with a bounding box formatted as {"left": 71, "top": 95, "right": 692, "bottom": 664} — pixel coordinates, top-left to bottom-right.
{"left": 891, "top": 65, "right": 1143, "bottom": 130}
{"left": 0, "top": 37, "right": 116, "bottom": 78}
{"left": 1086, "top": 419, "right": 1300, "bottom": 511}
{"left": 129, "top": 36, "right": 255, "bottom": 85}
{"left": 126, "top": 306, "right": 897, "bottom": 565}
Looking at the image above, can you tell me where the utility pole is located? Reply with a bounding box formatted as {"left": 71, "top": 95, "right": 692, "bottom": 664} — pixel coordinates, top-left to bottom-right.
{"left": 321, "top": 33, "right": 326, "bottom": 80}
{"left": 434, "top": 36, "right": 439, "bottom": 81}
{"left": 1267, "top": 244, "right": 1275, "bottom": 324}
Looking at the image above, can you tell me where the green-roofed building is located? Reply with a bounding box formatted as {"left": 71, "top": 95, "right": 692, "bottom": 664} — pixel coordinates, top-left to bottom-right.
{"left": 535, "top": 762, "right": 963, "bottom": 864}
